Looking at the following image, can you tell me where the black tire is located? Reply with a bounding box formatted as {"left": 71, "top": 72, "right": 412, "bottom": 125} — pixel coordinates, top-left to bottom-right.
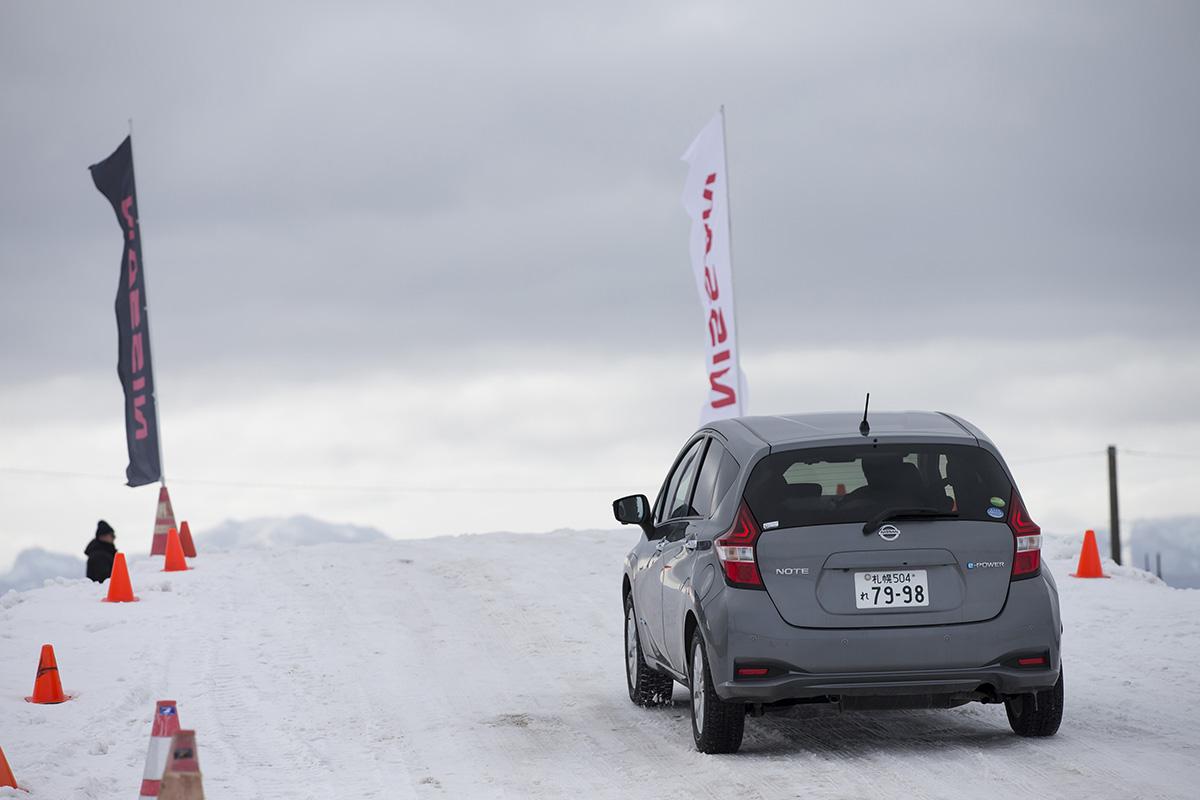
{"left": 688, "top": 631, "right": 745, "bottom": 754}
{"left": 624, "top": 594, "right": 675, "bottom": 707}
{"left": 1005, "top": 668, "right": 1064, "bottom": 737}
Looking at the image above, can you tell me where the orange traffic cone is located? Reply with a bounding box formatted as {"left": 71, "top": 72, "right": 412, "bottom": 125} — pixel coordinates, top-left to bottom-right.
{"left": 163, "top": 528, "right": 189, "bottom": 573}
{"left": 151, "top": 485, "right": 178, "bottom": 556}
{"left": 0, "top": 744, "right": 18, "bottom": 789}
{"left": 1071, "top": 529, "right": 1109, "bottom": 578}
{"left": 25, "top": 644, "right": 70, "bottom": 704}
{"left": 103, "top": 552, "right": 139, "bottom": 602}
{"left": 179, "top": 521, "right": 197, "bottom": 559}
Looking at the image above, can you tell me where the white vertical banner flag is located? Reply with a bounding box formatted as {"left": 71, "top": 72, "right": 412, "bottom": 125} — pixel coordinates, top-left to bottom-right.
{"left": 682, "top": 110, "right": 747, "bottom": 424}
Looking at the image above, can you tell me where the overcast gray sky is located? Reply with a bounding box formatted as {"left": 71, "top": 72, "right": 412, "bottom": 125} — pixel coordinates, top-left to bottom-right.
{"left": 2, "top": 1, "right": 1198, "bottom": 569}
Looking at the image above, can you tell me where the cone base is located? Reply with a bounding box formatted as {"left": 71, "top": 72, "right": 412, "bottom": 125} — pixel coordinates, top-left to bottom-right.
{"left": 162, "top": 566, "right": 192, "bottom": 573}
{"left": 102, "top": 596, "right": 141, "bottom": 603}
{"left": 24, "top": 695, "right": 72, "bottom": 704}
{"left": 1070, "top": 573, "right": 1110, "bottom": 579}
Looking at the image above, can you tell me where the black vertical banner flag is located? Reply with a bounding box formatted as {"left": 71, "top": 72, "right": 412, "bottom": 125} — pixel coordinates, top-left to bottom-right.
{"left": 89, "top": 136, "right": 162, "bottom": 486}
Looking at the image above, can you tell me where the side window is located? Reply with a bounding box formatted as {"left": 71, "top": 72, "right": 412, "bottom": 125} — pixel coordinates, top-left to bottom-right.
{"left": 665, "top": 439, "right": 707, "bottom": 521}
{"left": 656, "top": 439, "right": 701, "bottom": 524}
{"left": 711, "top": 449, "right": 741, "bottom": 512}
{"left": 689, "top": 440, "right": 727, "bottom": 519}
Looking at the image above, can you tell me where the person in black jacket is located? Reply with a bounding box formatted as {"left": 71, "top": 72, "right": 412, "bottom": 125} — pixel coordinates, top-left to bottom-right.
{"left": 85, "top": 520, "right": 118, "bottom": 582}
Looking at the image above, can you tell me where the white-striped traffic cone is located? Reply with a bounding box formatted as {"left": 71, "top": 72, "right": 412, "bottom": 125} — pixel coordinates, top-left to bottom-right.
{"left": 150, "top": 486, "right": 177, "bottom": 556}
{"left": 139, "top": 700, "right": 181, "bottom": 799}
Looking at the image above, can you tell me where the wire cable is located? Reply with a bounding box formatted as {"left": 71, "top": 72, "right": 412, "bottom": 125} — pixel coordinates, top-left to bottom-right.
{"left": 0, "top": 466, "right": 634, "bottom": 494}
{"left": 1008, "top": 450, "right": 1106, "bottom": 465}
{"left": 1123, "top": 449, "right": 1200, "bottom": 462}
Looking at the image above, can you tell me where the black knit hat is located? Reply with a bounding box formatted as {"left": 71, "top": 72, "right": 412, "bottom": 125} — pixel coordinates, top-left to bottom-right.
{"left": 95, "top": 520, "right": 115, "bottom": 538}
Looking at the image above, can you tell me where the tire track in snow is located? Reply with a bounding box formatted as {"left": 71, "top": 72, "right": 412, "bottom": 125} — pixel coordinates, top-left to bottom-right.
{"left": 192, "top": 550, "right": 416, "bottom": 799}
{"left": 390, "top": 536, "right": 773, "bottom": 800}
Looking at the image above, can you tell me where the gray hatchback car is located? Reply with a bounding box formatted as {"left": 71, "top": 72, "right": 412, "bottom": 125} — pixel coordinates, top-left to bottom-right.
{"left": 614, "top": 411, "right": 1063, "bottom": 753}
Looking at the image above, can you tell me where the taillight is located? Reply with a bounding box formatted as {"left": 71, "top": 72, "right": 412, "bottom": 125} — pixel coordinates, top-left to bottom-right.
{"left": 715, "top": 502, "right": 764, "bottom": 588}
{"left": 1008, "top": 491, "right": 1042, "bottom": 579}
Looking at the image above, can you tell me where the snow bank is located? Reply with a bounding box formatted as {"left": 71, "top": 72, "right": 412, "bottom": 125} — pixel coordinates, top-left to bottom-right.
{"left": 1131, "top": 515, "right": 1200, "bottom": 588}
{"left": 0, "top": 516, "right": 386, "bottom": 597}
{"left": 1045, "top": 519, "right": 1200, "bottom": 588}
{"left": 1, "top": 527, "right": 1197, "bottom": 799}
{"left": 0, "top": 548, "right": 85, "bottom": 595}
{"left": 195, "top": 514, "right": 389, "bottom": 551}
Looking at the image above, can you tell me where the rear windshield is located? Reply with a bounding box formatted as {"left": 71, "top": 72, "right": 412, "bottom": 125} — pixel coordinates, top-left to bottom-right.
{"left": 744, "top": 443, "right": 1012, "bottom": 529}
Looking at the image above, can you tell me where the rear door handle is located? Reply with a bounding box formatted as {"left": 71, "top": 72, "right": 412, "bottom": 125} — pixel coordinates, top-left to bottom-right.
{"left": 684, "top": 539, "right": 698, "bottom": 551}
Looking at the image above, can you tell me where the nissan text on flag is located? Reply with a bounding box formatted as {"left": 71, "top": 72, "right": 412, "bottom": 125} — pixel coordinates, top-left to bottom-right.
{"left": 89, "top": 136, "right": 164, "bottom": 487}
{"left": 614, "top": 411, "right": 1063, "bottom": 754}
{"left": 682, "top": 110, "right": 747, "bottom": 424}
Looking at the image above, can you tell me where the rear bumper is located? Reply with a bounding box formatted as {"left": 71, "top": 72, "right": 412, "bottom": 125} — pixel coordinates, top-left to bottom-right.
{"left": 698, "top": 569, "right": 1062, "bottom": 703}
{"left": 715, "top": 663, "right": 1059, "bottom": 703}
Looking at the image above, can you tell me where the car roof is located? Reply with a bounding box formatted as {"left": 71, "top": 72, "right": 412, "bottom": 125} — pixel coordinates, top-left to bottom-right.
{"left": 708, "top": 411, "right": 988, "bottom": 457}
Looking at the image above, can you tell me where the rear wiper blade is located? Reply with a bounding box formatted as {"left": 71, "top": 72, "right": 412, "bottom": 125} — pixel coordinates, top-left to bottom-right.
{"left": 863, "top": 507, "right": 959, "bottom": 535}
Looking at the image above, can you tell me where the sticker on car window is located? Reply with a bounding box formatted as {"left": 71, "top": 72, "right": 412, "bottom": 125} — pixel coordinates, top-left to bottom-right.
{"left": 763, "top": 520, "right": 780, "bottom": 530}
{"left": 990, "top": 496, "right": 1006, "bottom": 508}
{"left": 986, "top": 507, "right": 1004, "bottom": 519}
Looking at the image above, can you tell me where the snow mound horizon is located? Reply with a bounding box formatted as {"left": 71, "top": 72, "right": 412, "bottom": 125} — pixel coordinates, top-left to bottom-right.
{"left": 0, "top": 547, "right": 86, "bottom": 595}
{"left": 196, "top": 513, "right": 391, "bottom": 551}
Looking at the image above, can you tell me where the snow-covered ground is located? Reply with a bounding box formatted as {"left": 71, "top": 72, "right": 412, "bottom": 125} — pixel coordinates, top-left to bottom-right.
{"left": 1, "top": 527, "right": 1197, "bottom": 799}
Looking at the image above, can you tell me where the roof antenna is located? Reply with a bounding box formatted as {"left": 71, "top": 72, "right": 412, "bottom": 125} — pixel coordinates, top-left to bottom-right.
{"left": 859, "top": 393, "right": 871, "bottom": 436}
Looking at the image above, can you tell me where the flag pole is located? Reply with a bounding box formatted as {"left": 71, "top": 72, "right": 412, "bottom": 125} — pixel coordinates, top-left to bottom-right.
{"left": 718, "top": 105, "right": 747, "bottom": 409}
{"left": 127, "top": 119, "right": 167, "bottom": 486}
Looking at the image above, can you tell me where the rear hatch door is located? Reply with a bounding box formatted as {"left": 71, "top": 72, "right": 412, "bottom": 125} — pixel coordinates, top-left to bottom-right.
{"left": 744, "top": 441, "right": 1015, "bottom": 629}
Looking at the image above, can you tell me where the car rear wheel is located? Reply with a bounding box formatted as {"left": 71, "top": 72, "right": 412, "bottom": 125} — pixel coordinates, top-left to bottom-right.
{"left": 1005, "top": 668, "right": 1064, "bottom": 737}
{"left": 624, "top": 594, "right": 674, "bottom": 706}
{"left": 688, "top": 631, "right": 745, "bottom": 753}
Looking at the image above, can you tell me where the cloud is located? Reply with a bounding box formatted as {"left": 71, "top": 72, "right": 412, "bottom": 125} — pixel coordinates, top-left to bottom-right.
{"left": 2, "top": 0, "right": 1198, "bottom": 380}
{"left": 1, "top": 2, "right": 1198, "bottom": 566}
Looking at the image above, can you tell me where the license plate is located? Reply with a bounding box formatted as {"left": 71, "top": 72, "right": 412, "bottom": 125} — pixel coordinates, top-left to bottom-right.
{"left": 854, "top": 569, "right": 929, "bottom": 609}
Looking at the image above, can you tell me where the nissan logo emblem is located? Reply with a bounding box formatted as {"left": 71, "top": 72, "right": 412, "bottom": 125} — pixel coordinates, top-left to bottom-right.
{"left": 877, "top": 524, "right": 901, "bottom": 542}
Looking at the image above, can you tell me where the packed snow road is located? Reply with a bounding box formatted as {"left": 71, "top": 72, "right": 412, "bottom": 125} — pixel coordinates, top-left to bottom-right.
{"left": 1, "top": 529, "right": 1196, "bottom": 799}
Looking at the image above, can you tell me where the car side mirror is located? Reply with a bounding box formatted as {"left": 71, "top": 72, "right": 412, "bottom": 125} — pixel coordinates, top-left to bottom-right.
{"left": 614, "top": 493, "right": 660, "bottom": 539}
{"left": 613, "top": 494, "right": 650, "bottom": 526}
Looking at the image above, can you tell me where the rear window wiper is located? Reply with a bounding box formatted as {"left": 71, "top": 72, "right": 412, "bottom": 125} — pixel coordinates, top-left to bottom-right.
{"left": 863, "top": 507, "right": 959, "bottom": 535}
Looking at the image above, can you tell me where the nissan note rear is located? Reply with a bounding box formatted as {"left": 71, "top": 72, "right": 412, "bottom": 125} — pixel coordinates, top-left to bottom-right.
{"left": 615, "top": 411, "right": 1063, "bottom": 753}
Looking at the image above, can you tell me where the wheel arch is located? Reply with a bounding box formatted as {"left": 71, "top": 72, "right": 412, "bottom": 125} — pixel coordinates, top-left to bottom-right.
{"left": 684, "top": 610, "right": 700, "bottom": 662}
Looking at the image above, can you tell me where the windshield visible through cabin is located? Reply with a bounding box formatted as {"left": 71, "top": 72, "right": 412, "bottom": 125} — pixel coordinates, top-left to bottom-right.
{"left": 743, "top": 443, "right": 1013, "bottom": 529}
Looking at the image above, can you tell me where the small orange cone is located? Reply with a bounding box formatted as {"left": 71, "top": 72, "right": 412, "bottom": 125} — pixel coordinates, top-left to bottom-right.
{"left": 178, "top": 521, "right": 197, "bottom": 559}
{"left": 25, "top": 644, "right": 71, "bottom": 704}
{"left": 0, "top": 744, "right": 19, "bottom": 789}
{"left": 163, "top": 528, "right": 189, "bottom": 573}
{"left": 103, "top": 552, "right": 139, "bottom": 602}
{"left": 1071, "top": 529, "right": 1109, "bottom": 578}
